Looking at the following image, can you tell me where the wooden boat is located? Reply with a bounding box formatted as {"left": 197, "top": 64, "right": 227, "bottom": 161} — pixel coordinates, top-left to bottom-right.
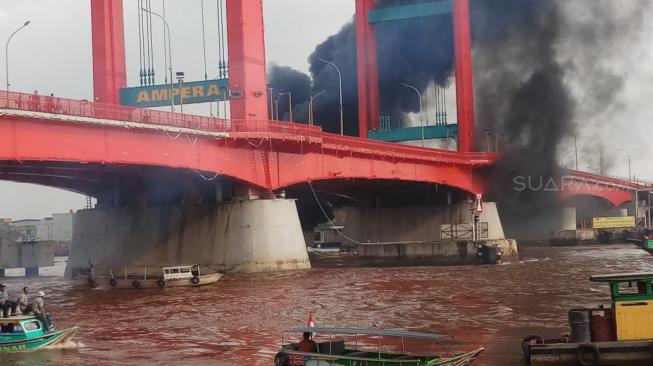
{"left": 0, "top": 315, "right": 78, "bottom": 352}
{"left": 522, "top": 272, "right": 653, "bottom": 365}
{"left": 275, "top": 327, "right": 484, "bottom": 366}
{"left": 82, "top": 264, "right": 223, "bottom": 289}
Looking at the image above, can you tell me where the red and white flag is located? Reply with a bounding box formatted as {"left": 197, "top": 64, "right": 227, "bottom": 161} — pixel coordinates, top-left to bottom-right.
{"left": 307, "top": 311, "right": 315, "bottom": 328}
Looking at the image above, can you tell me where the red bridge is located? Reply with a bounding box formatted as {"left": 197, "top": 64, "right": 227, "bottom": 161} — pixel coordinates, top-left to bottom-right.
{"left": 0, "top": 91, "right": 496, "bottom": 196}
{"left": 1, "top": 0, "right": 643, "bottom": 274}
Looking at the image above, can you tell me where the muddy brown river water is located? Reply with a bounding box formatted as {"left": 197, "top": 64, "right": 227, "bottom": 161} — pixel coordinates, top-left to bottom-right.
{"left": 2, "top": 244, "right": 652, "bottom": 365}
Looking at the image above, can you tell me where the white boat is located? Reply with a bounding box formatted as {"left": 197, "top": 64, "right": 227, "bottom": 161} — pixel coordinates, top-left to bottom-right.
{"left": 81, "top": 264, "right": 223, "bottom": 289}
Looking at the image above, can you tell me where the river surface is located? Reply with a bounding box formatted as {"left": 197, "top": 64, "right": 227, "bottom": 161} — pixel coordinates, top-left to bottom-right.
{"left": 2, "top": 244, "right": 653, "bottom": 365}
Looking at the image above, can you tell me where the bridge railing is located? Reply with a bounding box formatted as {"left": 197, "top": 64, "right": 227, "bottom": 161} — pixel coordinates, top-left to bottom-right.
{"left": 0, "top": 91, "right": 323, "bottom": 138}
{"left": 0, "top": 91, "right": 496, "bottom": 164}
{"left": 322, "top": 133, "right": 498, "bottom": 163}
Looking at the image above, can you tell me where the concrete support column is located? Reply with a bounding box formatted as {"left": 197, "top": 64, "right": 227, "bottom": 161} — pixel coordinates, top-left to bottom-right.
{"left": 25, "top": 267, "right": 39, "bottom": 277}
{"left": 67, "top": 198, "right": 310, "bottom": 275}
{"left": 341, "top": 202, "right": 517, "bottom": 265}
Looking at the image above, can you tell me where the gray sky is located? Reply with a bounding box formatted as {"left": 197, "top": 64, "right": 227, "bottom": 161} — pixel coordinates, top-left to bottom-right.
{"left": 0, "top": 0, "right": 652, "bottom": 219}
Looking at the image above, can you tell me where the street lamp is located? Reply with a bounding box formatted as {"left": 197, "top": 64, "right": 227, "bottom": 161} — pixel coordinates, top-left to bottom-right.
{"left": 176, "top": 71, "right": 185, "bottom": 114}
{"left": 400, "top": 82, "right": 424, "bottom": 147}
{"left": 318, "top": 58, "right": 344, "bottom": 135}
{"left": 573, "top": 135, "right": 579, "bottom": 171}
{"left": 279, "top": 91, "right": 293, "bottom": 122}
{"left": 560, "top": 149, "right": 573, "bottom": 168}
{"left": 5, "top": 20, "right": 31, "bottom": 93}
{"left": 617, "top": 148, "right": 637, "bottom": 181}
{"left": 142, "top": 8, "right": 174, "bottom": 112}
{"left": 309, "top": 90, "right": 327, "bottom": 125}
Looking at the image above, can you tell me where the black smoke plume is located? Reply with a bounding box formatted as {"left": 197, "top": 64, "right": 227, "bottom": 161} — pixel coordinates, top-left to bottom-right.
{"left": 267, "top": 65, "right": 311, "bottom": 122}
{"left": 270, "top": 0, "right": 454, "bottom": 134}
{"left": 270, "top": 0, "right": 649, "bottom": 237}
{"left": 473, "top": 0, "right": 649, "bottom": 238}
{"left": 471, "top": 0, "right": 573, "bottom": 238}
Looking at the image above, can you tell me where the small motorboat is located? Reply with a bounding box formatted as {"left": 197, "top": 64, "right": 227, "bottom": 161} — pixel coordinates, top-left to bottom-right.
{"left": 522, "top": 272, "right": 653, "bottom": 365}
{"left": 0, "top": 315, "right": 78, "bottom": 352}
{"left": 275, "top": 327, "right": 484, "bottom": 366}
{"left": 82, "top": 264, "right": 223, "bottom": 289}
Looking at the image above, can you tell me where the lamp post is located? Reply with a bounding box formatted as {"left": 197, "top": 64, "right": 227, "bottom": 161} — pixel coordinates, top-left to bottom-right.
{"left": 400, "top": 82, "right": 424, "bottom": 147}
{"left": 176, "top": 71, "right": 185, "bottom": 114}
{"left": 143, "top": 8, "right": 174, "bottom": 112}
{"left": 573, "top": 135, "right": 579, "bottom": 171}
{"left": 318, "top": 58, "right": 344, "bottom": 135}
{"left": 309, "top": 90, "right": 327, "bottom": 125}
{"left": 5, "top": 21, "right": 31, "bottom": 93}
{"left": 279, "top": 91, "right": 293, "bottom": 122}
{"left": 560, "top": 149, "right": 572, "bottom": 168}
{"left": 617, "top": 148, "right": 637, "bottom": 181}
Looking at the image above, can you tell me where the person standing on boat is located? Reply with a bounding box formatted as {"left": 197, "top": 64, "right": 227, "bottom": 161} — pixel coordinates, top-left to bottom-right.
{"left": 88, "top": 258, "right": 96, "bottom": 279}
{"left": 33, "top": 291, "right": 51, "bottom": 331}
{"left": 17, "top": 287, "right": 32, "bottom": 315}
{"left": 297, "top": 332, "right": 317, "bottom": 353}
{"left": 0, "top": 283, "right": 17, "bottom": 318}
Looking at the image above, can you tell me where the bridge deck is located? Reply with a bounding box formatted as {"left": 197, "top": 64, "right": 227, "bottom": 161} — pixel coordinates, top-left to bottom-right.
{"left": 0, "top": 91, "right": 497, "bottom": 168}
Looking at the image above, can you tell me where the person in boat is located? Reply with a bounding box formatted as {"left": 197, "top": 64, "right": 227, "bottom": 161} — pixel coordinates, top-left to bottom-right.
{"left": 88, "top": 258, "right": 96, "bottom": 278}
{"left": 33, "top": 291, "right": 51, "bottom": 331}
{"left": 297, "top": 332, "right": 317, "bottom": 353}
{"left": 0, "top": 283, "right": 17, "bottom": 318}
{"left": 17, "top": 287, "right": 32, "bottom": 315}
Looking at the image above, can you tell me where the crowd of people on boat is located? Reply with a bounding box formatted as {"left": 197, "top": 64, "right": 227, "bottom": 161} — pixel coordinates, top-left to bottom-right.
{"left": 0, "top": 283, "right": 51, "bottom": 331}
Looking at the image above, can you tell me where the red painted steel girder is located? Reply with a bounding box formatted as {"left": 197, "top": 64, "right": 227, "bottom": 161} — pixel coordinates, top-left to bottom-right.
{"left": 226, "top": 0, "right": 269, "bottom": 120}
{"left": 453, "top": 0, "right": 475, "bottom": 152}
{"left": 355, "top": 0, "right": 380, "bottom": 137}
{"left": 0, "top": 92, "right": 495, "bottom": 195}
{"left": 561, "top": 180, "right": 634, "bottom": 207}
{"left": 90, "top": 0, "right": 127, "bottom": 104}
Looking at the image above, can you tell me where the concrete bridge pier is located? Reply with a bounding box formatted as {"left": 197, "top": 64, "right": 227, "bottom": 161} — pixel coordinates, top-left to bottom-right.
{"left": 339, "top": 201, "right": 518, "bottom": 265}
{"left": 66, "top": 185, "right": 311, "bottom": 277}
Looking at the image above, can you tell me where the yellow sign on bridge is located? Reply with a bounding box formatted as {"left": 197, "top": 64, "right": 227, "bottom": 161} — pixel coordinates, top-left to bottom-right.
{"left": 592, "top": 216, "right": 636, "bottom": 229}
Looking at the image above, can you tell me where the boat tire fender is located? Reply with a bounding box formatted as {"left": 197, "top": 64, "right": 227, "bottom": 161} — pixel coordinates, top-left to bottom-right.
{"left": 109, "top": 278, "right": 117, "bottom": 287}
{"left": 274, "top": 352, "right": 288, "bottom": 366}
{"left": 521, "top": 335, "right": 542, "bottom": 363}
{"left": 157, "top": 279, "right": 166, "bottom": 288}
{"left": 191, "top": 276, "right": 200, "bottom": 285}
{"left": 132, "top": 280, "right": 141, "bottom": 288}
{"left": 576, "top": 343, "right": 600, "bottom": 366}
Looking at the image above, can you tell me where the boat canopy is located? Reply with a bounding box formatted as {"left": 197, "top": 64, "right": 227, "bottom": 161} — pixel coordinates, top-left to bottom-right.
{"left": 162, "top": 264, "right": 199, "bottom": 270}
{"left": 590, "top": 272, "right": 653, "bottom": 283}
{"left": 285, "top": 327, "right": 444, "bottom": 340}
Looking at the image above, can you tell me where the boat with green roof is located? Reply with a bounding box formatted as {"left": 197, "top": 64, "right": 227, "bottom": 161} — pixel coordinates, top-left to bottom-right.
{"left": 275, "top": 327, "right": 483, "bottom": 366}
{"left": 0, "top": 314, "right": 78, "bottom": 352}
